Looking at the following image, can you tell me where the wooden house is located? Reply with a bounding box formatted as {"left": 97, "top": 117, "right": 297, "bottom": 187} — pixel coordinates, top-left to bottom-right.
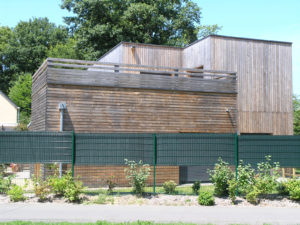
{"left": 30, "top": 35, "right": 293, "bottom": 185}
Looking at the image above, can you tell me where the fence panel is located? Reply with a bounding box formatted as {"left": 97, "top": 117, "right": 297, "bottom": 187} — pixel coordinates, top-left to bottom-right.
{"left": 238, "top": 135, "right": 300, "bottom": 167}
{"left": 156, "top": 133, "right": 236, "bottom": 166}
{"left": 75, "top": 133, "right": 154, "bottom": 165}
{"left": 0, "top": 132, "right": 72, "bottom": 163}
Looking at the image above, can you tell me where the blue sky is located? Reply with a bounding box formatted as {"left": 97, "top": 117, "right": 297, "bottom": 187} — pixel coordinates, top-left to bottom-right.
{"left": 0, "top": 0, "right": 299, "bottom": 95}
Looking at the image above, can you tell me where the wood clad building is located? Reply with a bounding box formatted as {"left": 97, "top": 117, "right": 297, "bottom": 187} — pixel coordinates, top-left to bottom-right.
{"left": 30, "top": 35, "right": 293, "bottom": 185}
{"left": 99, "top": 35, "right": 293, "bottom": 135}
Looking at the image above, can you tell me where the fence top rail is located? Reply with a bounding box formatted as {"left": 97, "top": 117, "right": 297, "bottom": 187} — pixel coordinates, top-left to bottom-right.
{"left": 44, "top": 58, "right": 237, "bottom": 81}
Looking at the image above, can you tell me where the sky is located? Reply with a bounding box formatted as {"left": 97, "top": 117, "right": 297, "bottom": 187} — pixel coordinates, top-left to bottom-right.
{"left": 0, "top": 0, "right": 299, "bottom": 95}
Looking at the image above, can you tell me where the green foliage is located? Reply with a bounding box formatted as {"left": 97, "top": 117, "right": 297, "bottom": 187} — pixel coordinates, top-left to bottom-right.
{"left": 47, "top": 38, "right": 83, "bottom": 59}
{"left": 192, "top": 181, "right": 201, "bottom": 194}
{"left": 227, "top": 178, "right": 238, "bottom": 204}
{"left": 276, "top": 181, "right": 289, "bottom": 195}
{"left": 236, "top": 161, "right": 256, "bottom": 196}
{"left": 64, "top": 179, "right": 84, "bottom": 202}
{"left": 124, "top": 159, "right": 150, "bottom": 196}
{"left": 0, "top": 174, "right": 14, "bottom": 194}
{"left": 208, "top": 158, "right": 234, "bottom": 196}
{"left": 162, "top": 180, "right": 177, "bottom": 194}
{"left": 32, "top": 176, "right": 51, "bottom": 202}
{"left": 293, "top": 94, "right": 300, "bottom": 135}
{"left": 106, "top": 176, "right": 117, "bottom": 194}
{"left": 246, "top": 186, "right": 261, "bottom": 205}
{"left": 0, "top": 18, "right": 69, "bottom": 94}
{"left": 8, "top": 73, "right": 32, "bottom": 124}
{"left": 255, "top": 155, "right": 280, "bottom": 194}
{"left": 96, "top": 193, "right": 108, "bottom": 204}
{"left": 7, "top": 185, "right": 26, "bottom": 202}
{"left": 285, "top": 179, "right": 300, "bottom": 201}
{"left": 61, "top": 0, "right": 220, "bottom": 59}
{"left": 48, "top": 170, "right": 84, "bottom": 202}
{"left": 198, "top": 191, "right": 215, "bottom": 206}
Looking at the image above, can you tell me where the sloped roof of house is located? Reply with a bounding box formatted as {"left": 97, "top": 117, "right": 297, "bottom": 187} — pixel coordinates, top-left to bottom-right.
{"left": 0, "top": 91, "right": 19, "bottom": 109}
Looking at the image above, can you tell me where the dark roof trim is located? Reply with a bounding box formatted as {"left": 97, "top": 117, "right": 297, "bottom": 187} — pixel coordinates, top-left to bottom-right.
{"left": 98, "top": 34, "right": 292, "bottom": 60}
{"left": 0, "top": 91, "right": 19, "bottom": 109}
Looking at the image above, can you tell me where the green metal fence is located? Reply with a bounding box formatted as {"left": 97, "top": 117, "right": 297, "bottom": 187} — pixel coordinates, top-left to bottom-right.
{"left": 0, "top": 132, "right": 72, "bottom": 163}
{"left": 0, "top": 132, "right": 299, "bottom": 189}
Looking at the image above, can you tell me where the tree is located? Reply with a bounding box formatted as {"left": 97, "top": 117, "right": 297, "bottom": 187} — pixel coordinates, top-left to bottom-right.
{"left": 8, "top": 73, "right": 32, "bottom": 124}
{"left": 293, "top": 95, "right": 300, "bottom": 135}
{"left": 0, "top": 26, "right": 14, "bottom": 94}
{"left": 61, "top": 0, "right": 220, "bottom": 60}
{"left": 1, "top": 18, "right": 69, "bottom": 93}
{"left": 47, "top": 38, "right": 83, "bottom": 59}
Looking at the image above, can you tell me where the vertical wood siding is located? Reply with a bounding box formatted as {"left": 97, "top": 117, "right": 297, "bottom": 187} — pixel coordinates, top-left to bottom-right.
{"left": 210, "top": 36, "right": 293, "bottom": 134}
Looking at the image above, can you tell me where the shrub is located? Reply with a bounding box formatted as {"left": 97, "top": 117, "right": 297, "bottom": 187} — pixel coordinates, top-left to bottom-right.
{"left": 276, "top": 181, "right": 289, "bottom": 195}
{"left": 124, "top": 159, "right": 150, "bottom": 196}
{"left": 227, "top": 178, "right": 238, "bottom": 204}
{"left": 246, "top": 186, "right": 261, "bottom": 205}
{"left": 163, "top": 180, "right": 177, "bottom": 194}
{"left": 64, "top": 180, "right": 84, "bottom": 202}
{"left": 106, "top": 176, "right": 116, "bottom": 194}
{"left": 192, "top": 181, "right": 201, "bottom": 194}
{"left": 236, "top": 161, "right": 255, "bottom": 196}
{"left": 0, "top": 174, "right": 14, "bottom": 194}
{"left": 285, "top": 179, "right": 300, "bottom": 201}
{"left": 48, "top": 170, "right": 84, "bottom": 202}
{"left": 33, "top": 176, "right": 51, "bottom": 202}
{"left": 48, "top": 170, "right": 71, "bottom": 196}
{"left": 255, "top": 155, "right": 280, "bottom": 194}
{"left": 198, "top": 191, "right": 215, "bottom": 206}
{"left": 208, "top": 158, "right": 234, "bottom": 196}
{"left": 7, "top": 185, "right": 26, "bottom": 202}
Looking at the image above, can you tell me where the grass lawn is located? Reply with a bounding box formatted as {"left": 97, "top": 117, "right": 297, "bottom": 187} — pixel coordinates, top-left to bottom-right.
{"left": 0, "top": 222, "right": 208, "bottom": 225}
{"left": 83, "top": 185, "right": 214, "bottom": 196}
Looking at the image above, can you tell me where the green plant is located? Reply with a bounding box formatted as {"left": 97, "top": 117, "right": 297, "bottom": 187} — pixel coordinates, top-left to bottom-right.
{"left": 124, "top": 159, "right": 150, "bottom": 196}
{"left": 64, "top": 179, "right": 84, "bottom": 202}
{"left": 285, "top": 179, "right": 300, "bottom": 201}
{"left": 163, "top": 180, "right": 177, "bottom": 194}
{"left": 48, "top": 170, "right": 84, "bottom": 202}
{"left": 33, "top": 176, "right": 51, "bottom": 202}
{"left": 198, "top": 191, "right": 215, "bottom": 206}
{"left": 276, "top": 181, "right": 289, "bottom": 195}
{"left": 0, "top": 174, "right": 14, "bottom": 194}
{"left": 96, "top": 194, "right": 108, "bottom": 204}
{"left": 106, "top": 176, "right": 116, "bottom": 194}
{"left": 48, "top": 170, "right": 73, "bottom": 196}
{"left": 192, "top": 181, "right": 201, "bottom": 194}
{"left": 227, "top": 178, "right": 238, "bottom": 204}
{"left": 255, "top": 155, "right": 280, "bottom": 194}
{"left": 208, "top": 158, "right": 234, "bottom": 196}
{"left": 7, "top": 185, "right": 26, "bottom": 202}
{"left": 246, "top": 186, "right": 261, "bottom": 205}
{"left": 236, "top": 161, "right": 256, "bottom": 196}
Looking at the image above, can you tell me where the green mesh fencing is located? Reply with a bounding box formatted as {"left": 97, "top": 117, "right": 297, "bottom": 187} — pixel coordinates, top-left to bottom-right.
{"left": 156, "top": 133, "right": 236, "bottom": 166}
{"left": 75, "top": 133, "right": 154, "bottom": 165}
{"left": 238, "top": 135, "right": 300, "bottom": 167}
{"left": 0, "top": 132, "right": 72, "bottom": 163}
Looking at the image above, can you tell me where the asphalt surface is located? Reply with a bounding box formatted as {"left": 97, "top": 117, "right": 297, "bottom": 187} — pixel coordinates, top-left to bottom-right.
{"left": 0, "top": 203, "right": 300, "bottom": 224}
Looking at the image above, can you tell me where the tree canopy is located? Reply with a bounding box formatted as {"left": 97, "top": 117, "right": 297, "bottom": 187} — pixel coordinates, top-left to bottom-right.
{"left": 61, "top": 0, "right": 220, "bottom": 59}
{"left": 293, "top": 95, "right": 300, "bottom": 135}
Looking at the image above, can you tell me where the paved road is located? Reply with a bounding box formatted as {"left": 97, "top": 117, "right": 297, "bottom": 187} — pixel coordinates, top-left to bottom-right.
{"left": 0, "top": 203, "right": 300, "bottom": 224}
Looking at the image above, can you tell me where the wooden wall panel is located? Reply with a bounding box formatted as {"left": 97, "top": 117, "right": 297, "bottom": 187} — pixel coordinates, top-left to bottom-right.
{"left": 210, "top": 36, "right": 293, "bottom": 135}
{"left": 183, "top": 37, "right": 211, "bottom": 69}
{"left": 45, "top": 85, "right": 237, "bottom": 133}
{"left": 122, "top": 43, "right": 182, "bottom": 68}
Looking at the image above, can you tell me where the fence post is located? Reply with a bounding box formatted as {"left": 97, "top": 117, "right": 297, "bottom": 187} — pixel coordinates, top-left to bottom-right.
{"left": 72, "top": 130, "right": 75, "bottom": 178}
{"left": 153, "top": 133, "right": 157, "bottom": 195}
{"left": 235, "top": 132, "right": 239, "bottom": 195}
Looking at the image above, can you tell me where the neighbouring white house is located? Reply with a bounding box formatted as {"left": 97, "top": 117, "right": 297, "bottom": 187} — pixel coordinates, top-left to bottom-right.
{"left": 0, "top": 91, "right": 19, "bottom": 131}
